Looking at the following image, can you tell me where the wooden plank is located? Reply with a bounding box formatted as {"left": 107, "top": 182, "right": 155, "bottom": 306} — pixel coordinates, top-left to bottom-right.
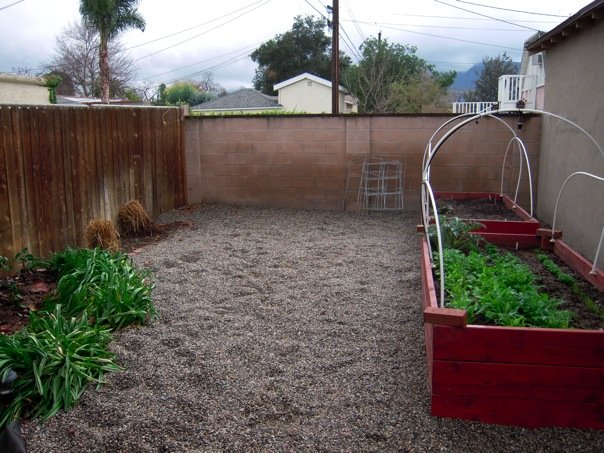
{"left": 431, "top": 393, "right": 604, "bottom": 429}
{"left": 69, "top": 108, "right": 85, "bottom": 247}
{"left": 476, "top": 232, "right": 541, "bottom": 248}
{"left": 34, "top": 107, "right": 54, "bottom": 255}
{"left": 0, "top": 108, "right": 10, "bottom": 258}
{"left": 432, "top": 325, "right": 604, "bottom": 368}
{"left": 60, "top": 108, "right": 77, "bottom": 247}
{"left": 432, "top": 360, "right": 603, "bottom": 402}
{"left": 420, "top": 237, "right": 438, "bottom": 310}
{"left": 424, "top": 307, "right": 467, "bottom": 326}
{"left": 20, "top": 107, "right": 39, "bottom": 255}
{"left": 477, "top": 220, "right": 540, "bottom": 235}
{"left": 554, "top": 239, "right": 604, "bottom": 291}
{"left": 51, "top": 106, "right": 68, "bottom": 252}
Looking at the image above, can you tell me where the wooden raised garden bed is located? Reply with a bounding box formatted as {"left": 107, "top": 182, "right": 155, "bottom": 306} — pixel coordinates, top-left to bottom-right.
{"left": 434, "top": 191, "right": 541, "bottom": 248}
{"left": 420, "top": 231, "right": 604, "bottom": 429}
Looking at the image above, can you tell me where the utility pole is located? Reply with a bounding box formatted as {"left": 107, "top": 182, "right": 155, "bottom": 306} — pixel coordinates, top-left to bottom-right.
{"left": 331, "top": 0, "right": 339, "bottom": 115}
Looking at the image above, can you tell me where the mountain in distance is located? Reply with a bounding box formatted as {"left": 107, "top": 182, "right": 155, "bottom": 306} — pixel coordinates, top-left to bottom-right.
{"left": 450, "top": 62, "right": 521, "bottom": 91}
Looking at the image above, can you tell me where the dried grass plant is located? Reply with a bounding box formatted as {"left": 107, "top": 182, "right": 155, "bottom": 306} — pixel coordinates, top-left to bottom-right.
{"left": 85, "top": 219, "right": 120, "bottom": 252}
{"left": 118, "top": 200, "right": 156, "bottom": 236}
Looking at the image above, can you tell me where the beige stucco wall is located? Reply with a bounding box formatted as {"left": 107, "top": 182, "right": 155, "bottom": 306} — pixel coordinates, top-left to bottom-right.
{"left": 185, "top": 115, "right": 540, "bottom": 212}
{"left": 278, "top": 79, "right": 344, "bottom": 113}
{"left": 0, "top": 74, "right": 49, "bottom": 105}
{"left": 537, "top": 19, "right": 604, "bottom": 268}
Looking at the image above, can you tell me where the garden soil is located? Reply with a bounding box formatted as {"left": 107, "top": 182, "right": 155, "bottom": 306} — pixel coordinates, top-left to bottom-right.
{"left": 15, "top": 205, "right": 604, "bottom": 451}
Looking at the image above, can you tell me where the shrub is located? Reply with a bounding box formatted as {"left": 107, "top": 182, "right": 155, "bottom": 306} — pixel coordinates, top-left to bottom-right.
{"left": 44, "top": 248, "right": 156, "bottom": 330}
{"left": 0, "top": 305, "right": 121, "bottom": 429}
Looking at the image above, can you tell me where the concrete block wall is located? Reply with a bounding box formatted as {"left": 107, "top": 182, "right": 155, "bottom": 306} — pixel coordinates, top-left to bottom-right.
{"left": 185, "top": 114, "right": 541, "bottom": 211}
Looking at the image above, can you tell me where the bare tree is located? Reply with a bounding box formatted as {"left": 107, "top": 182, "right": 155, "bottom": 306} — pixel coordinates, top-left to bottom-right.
{"left": 45, "top": 21, "right": 137, "bottom": 98}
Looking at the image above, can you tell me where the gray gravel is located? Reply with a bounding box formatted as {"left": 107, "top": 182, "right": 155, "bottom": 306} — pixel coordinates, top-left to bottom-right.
{"left": 23, "top": 205, "right": 604, "bottom": 452}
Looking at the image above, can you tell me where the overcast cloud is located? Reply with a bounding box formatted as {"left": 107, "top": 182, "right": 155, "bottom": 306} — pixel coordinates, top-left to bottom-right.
{"left": 0, "top": 0, "right": 588, "bottom": 92}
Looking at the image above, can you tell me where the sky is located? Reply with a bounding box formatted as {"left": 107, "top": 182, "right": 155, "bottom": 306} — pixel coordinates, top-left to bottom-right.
{"left": 0, "top": 0, "right": 590, "bottom": 93}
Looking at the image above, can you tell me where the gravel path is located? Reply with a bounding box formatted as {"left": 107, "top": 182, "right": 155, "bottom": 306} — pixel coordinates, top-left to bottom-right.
{"left": 23, "top": 205, "right": 603, "bottom": 452}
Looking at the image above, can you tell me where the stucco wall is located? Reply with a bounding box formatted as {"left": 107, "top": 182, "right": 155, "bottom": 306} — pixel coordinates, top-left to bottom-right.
{"left": 185, "top": 115, "right": 540, "bottom": 212}
{"left": 278, "top": 80, "right": 344, "bottom": 113}
{"left": 537, "top": 20, "right": 604, "bottom": 267}
{"left": 0, "top": 75, "right": 49, "bottom": 105}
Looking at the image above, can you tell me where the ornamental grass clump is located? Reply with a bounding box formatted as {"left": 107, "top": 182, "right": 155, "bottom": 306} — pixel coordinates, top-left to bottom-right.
{"left": 85, "top": 219, "right": 120, "bottom": 252}
{"left": 118, "top": 200, "right": 156, "bottom": 236}
{"left": 44, "top": 248, "right": 156, "bottom": 330}
{"left": 0, "top": 305, "right": 121, "bottom": 429}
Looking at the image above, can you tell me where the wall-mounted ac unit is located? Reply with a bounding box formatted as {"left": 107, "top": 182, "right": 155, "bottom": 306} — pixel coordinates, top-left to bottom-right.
{"left": 532, "top": 53, "right": 544, "bottom": 65}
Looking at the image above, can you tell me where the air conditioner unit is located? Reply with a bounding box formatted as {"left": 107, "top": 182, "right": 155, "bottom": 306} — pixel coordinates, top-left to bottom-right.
{"left": 532, "top": 54, "right": 544, "bottom": 66}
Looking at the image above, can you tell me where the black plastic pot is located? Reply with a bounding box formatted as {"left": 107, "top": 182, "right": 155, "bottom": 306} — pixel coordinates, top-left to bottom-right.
{"left": 0, "top": 370, "right": 25, "bottom": 453}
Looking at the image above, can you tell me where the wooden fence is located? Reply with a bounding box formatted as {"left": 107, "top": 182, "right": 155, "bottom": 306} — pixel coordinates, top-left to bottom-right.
{"left": 0, "top": 105, "right": 186, "bottom": 259}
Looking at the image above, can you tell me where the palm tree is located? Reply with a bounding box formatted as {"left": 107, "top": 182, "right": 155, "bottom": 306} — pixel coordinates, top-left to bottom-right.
{"left": 79, "top": 0, "right": 145, "bottom": 104}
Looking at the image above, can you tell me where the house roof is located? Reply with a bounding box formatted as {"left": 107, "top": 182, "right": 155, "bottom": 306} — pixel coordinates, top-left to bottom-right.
{"left": 0, "top": 73, "right": 46, "bottom": 86}
{"left": 192, "top": 88, "right": 280, "bottom": 111}
{"left": 525, "top": 0, "right": 604, "bottom": 53}
{"left": 273, "top": 72, "right": 346, "bottom": 93}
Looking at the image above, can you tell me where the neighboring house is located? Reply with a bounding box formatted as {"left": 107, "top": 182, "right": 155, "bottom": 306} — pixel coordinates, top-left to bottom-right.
{"left": 451, "top": 40, "right": 545, "bottom": 113}
{"left": 273, "top": 73, "right": 357, "bottom": 114}
{"left": 0, "top": 73, "right": 50, "bottom": 105}
{"left": 526, "top": 0, "right": 604, "bottom": 268}
{"left": 56, "top": 95, "right": 139, "bottom": 106}
{"left": 191, "top": 88, "right": 282, "bottom": 115}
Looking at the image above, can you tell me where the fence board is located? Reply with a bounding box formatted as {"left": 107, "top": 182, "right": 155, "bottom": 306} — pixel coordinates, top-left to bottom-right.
{"left": 0, "top": 105, "right": 185, "bottom": 259}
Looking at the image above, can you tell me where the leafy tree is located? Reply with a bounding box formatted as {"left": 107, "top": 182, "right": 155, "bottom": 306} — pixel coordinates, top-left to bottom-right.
{"left": 162, "top": 81, "right": 212, "bottom": 106}
{"left": 251, "top": 15, "right": 351, "bottom": 95}
{"left": 44, "top": 21, "right": 137, "bottom": 98}
{"left": 343, "top": 36, "right": 456, "bottom": 113}
{"left": 464, "top": 53, "right": 517, "bottom": 102}
{"left": 79, "top": 0, "right": 145, "bottom": 104}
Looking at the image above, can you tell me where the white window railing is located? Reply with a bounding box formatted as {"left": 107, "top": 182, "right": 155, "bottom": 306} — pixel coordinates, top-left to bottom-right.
{"left": 498, "top": 75, "right": 537, "bottom": 110}
{"left": 451, "top": 101, "right": 498, "bottom": 114}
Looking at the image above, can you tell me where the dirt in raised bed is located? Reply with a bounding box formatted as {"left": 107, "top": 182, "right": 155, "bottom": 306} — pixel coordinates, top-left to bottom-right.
{"left": 514, "top": 248, "right": 603, "bottom": 330}
{"left": 437, "top": 197, "right": 524, "bottom": 221}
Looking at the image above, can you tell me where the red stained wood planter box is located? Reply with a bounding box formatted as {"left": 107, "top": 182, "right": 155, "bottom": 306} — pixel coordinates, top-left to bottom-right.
{"left": 420, "top": 234, "right": 604, "bottom": 429}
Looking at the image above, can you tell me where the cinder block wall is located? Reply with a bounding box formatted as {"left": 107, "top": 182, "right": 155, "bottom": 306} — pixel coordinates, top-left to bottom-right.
{"left": 185, "top": 114, "right": 541, "bottom": 211}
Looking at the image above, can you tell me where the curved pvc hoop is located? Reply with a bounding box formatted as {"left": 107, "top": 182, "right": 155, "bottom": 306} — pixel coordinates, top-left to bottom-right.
{"left": 500, "top": 136, "right": 534, "bottom": 217}
{"left": 551, "top": 171, "right": 604, "bottom": 274}
{"left": 421, "top": 180, "right": 446, "bottom": 307}
{"left": 421, "top": 108, "right": 604, "bottom": 307}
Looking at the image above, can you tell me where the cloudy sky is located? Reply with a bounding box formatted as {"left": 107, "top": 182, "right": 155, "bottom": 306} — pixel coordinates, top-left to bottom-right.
{"left": 0, "top": 0, "right": 589, "bottom": 92}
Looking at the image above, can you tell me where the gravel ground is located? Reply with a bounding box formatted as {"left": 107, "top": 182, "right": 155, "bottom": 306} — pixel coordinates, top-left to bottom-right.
{"left": 23, "top": 205, "right": 604, "bottom": 452}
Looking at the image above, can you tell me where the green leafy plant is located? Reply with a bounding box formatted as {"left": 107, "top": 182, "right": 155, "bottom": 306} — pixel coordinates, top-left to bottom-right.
{"left": 537, "top": 253, "right": 604, "bottom": 321}
{"left": 44, "top": 248, "right": 156, "bottom": 330}
{"left": 437, "top": 245, "right": 572, "bottom": 328}
{"left": 428, "top": 217, "right": 484, "bottom": 254}
{"left": 0, "top": 305, "right": 121, "bottom": 429}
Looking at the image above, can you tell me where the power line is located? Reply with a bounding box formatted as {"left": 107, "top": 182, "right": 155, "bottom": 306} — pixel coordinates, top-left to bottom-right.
{"left": 0, "top": 0, "right": 24, "bottom": 11}
{"left": 453, "top": 0, "right": 568, "bottom": 17}
{"left": 434, "top": 0, "right": 539, "bottom": 31}
{"left": 353, "top": 10, "right": 558, "bottom": 24}
{"left": 302, "top": 0, "right": 328, "bottom": 19}
{"left": 141, "top": 43, "right": 262, "bottom": 81}
{"left": 126, "top": 0, "right": 270, "bottom": 51}
{"left": 343, "top": 19, "right": 528, "bottom": 32}
{"left": 133, "top": 0, "right": 272, "bottom": 62}
{"left": 362, "top": 21, "right": 523, "bottom": 51}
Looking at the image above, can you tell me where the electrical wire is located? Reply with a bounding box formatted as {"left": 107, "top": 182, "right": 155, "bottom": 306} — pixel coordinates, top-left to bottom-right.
{"left": 362, "top": 21, "right": 523, "bottom": 51}
{"left": 140, "top": 42, "right": 262, "bottom": 81}
{"left": 452, "top": 0, "right": 568, "bottom": 17}
{"left": 126, "top": 0, "right": 270, "bottom": 51}
{"left": 0, "top": 0, "right": 24, "bottom": 12}
{"left": 434, "top": 0, "right": 539, "bottom": 31}
{"left": 353, "top": 10, "right": 558, "bottom": 23}
{"left": 133, "top": 0, "right": 272, "bottom": 62}
{"left": 343, "top": 19, "right": 528, "bottom": 32}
